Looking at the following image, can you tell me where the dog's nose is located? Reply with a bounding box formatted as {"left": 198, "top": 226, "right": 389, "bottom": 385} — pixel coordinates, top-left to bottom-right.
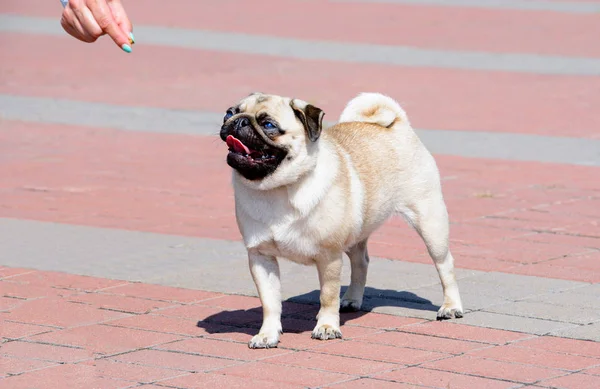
{"left": 235, "top": 117, "right": 250, "bottom": 129}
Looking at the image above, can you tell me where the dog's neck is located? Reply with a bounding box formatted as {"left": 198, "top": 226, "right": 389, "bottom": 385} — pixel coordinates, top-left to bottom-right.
{"left": 287, "top": 139, "right": 339, "bottom": 217}
{"left": 233, "top": 138, "right": 339, "bottom": 217}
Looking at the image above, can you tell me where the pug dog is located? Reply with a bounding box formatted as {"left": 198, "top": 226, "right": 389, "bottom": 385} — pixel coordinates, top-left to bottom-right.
{"left": 220, "top": 92, "right": 463, "bottom": 349}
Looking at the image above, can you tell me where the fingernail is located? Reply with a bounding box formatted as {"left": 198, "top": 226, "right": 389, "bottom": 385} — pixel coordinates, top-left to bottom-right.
{"left": 128, "top": 32, "right": 135, "bottom": 45}
{"left": 121, "top": 44, "right": 132, "bottom": 53}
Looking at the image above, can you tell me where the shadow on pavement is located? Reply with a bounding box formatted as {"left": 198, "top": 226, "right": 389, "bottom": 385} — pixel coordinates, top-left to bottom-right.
{"left": 196, "top": 286, "right": 436, "bottom": 335}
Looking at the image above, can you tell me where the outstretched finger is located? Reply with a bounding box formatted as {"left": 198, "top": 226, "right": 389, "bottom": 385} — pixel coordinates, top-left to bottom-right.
{"left": 86, "top": 0, "right": 132, "bottom": 52}
{"left": 108, "top": 0, "right": 134, "bottom": 44}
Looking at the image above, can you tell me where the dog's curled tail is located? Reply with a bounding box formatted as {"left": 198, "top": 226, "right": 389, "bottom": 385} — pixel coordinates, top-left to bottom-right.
{"left": 338, "top": 92, "right": 410, "bottom": 129}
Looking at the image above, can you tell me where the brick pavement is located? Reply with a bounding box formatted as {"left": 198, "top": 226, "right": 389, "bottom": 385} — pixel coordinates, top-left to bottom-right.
{"left": 2, "top": 269, "right": 600, "bottom": 388}
{"left": 3, "top": 32, "right": 600, "bottom": 137}
{"left": 1, "top": 0, "right": 599, "bottom": 388}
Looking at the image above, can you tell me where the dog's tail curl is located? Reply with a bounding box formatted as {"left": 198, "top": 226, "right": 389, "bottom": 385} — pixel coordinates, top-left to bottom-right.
{"left": 338, "top": 92, "right": 410, "bottom": 129}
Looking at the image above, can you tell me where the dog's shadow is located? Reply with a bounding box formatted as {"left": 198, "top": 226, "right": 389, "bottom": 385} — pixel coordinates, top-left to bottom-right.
{"left": 197, "top": 286, "right": 437, "bottom": 335}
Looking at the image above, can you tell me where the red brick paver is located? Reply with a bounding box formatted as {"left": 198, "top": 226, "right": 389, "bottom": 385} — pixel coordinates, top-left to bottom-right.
{"left": 326, "top": 378, "right": 420, "bottom": 389}
{"left": 2, "top": 270, "right": 599, "bottom": 388}
{"left": 466, "top": 343, "right": 600, "bottom": 371}
{"left": 375, "top": 367, "right": 517, "bottom": 389}
{"left": 1, "top": 363, "right": 133, "bottom": 389}
{"left": 538, "top": 373, "right": 600, "bottom": 389}
{"left": 421, "top": 355, "right": 566, "bottom": 384}
{"left": 112, "top": 349, "right": 240, "bottom": 373}
{"left": 158, "top": 372, "right": 305, "bottom": 389}
{"left": 5, "top": 297, "right": 127, "bottom": 328}
{"left": 0, "top": 356, "right": 57, "bottom": 378}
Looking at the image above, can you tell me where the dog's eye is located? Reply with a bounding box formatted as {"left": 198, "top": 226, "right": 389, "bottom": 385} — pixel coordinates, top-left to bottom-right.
{"left": 264, "top": 122, "right": 276, "bottom": 130}
{"left": 223, "top": 110, "right": 234, "bottom": 122}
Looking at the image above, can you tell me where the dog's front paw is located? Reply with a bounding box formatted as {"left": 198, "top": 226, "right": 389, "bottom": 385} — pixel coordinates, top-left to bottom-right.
{"left": 248, "top": 330, "right": 281, "bottom": 349}
{"left": 340, "top": 298, "right": 362, "bottom": 313}
{"left": 436, "top": 303, "right": 464, "bottom": 321}
{"left": 311, "top": 324, "right": 343, "bottom": 340}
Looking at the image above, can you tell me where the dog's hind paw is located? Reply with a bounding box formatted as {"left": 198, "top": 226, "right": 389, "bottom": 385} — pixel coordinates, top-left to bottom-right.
{"left": 340, "top": 299, "right": 361, "bottom": 313}
{"left": 436, "top": 304, "right": 464, "bottom": 321}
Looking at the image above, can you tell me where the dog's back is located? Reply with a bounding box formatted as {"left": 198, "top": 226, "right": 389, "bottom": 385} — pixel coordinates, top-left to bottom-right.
{"left": 323, "top": 93, "right": 440, "bottom": 233}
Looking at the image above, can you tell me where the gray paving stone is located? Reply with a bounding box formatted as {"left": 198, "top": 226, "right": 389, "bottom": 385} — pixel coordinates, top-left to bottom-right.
{"left": 550, "top": 323, "right": 600, "bottom": 342}
{"left": 407, "top": 284, "right": 511, "bottom": 312}
{"left": 484, "top": 301, "right": 600, "bottom": 325}
{"left": 4, "top": 14, "right": 600, "bottom": 76}
{"left": 455, "top": 272, "right": 588, "bottom": 301}
{"left": 2, "top": 94, "right": 600, "bottom": 167}
{"left": 459, "top": 311, "right": 579, "bottom": 336}
{"left": 366, "top": 300, "right": 440, "bottom": 320}
{"left": 523, "top": 285, "right": 600, "bottom": 310}
{"left": 1, "top": 218, "right": 596, "bottom": 339}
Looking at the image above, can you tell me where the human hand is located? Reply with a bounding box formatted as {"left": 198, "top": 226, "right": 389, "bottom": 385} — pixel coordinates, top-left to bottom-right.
{"left": 60, "top": 0, "right": 134, "bottom": 53}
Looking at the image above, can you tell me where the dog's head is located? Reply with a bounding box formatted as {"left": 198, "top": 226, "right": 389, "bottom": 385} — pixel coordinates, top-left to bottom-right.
{"left": 220, "top": 92, "right": 325, "bottom": 188}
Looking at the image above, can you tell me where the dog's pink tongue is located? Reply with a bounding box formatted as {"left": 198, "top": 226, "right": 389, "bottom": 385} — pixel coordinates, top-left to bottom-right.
{"left": 226, "top": 135, "right": 250, "bottom": 154}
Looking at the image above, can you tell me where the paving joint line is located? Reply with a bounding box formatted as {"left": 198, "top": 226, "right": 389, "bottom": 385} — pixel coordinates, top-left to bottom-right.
{"left": 529, "top": 249, "right": 599, "bottom": 266}
{"left": 526, "top": 231, "right": 600, "bottom": 240}
{"left": 90, "top": 289, "right": 224, "bottom": 306}
{"left": 320, "top": 376, "right": 374, "bottom": 389}
{"left": 151, "top": 383, "right": 186, "bottom": 389}
{"left": 1, "top": 295, "right": 27, "bottom": 301}
{"left": 291, "top": 339, "right": 455, "bottom": 366}
{"left": 510, "top": 340, "right": 600, "bottom": 360}
{"left": 3, "top": 330, "right": 56, "bottom": 342}
{"left": 2, "top": 363, "right": 64, "bottom": 378}
{"left": 14, "top": 338, "right": 86, "bottom": 350}
{"left": 390, "top": 327, "right": 509, "bottom": 346}
{"left": 481, "top": 195, "right": 595, "bottom": 219}
{"left": 151, "top": 372, "right": 216, "bottom": 388}
{"left": 354, "top": 337, "right": 489, "bottom": 356}
{"left": 100, "top": 357, "right": 197, "bottom": 374}
{"left": 437, "top": 309, "right": 576, "bottom": 336}
{"left": 149, "top": 345, "right": 265, "bottom": 363}
{"left": 478, "top": 309, "right": 594, "bottom": 326}
{"left": 542, "top": 225, "right": 600, "bottom": 238}
{"left": 95, "top": 347, "right": 164, "bottom": 364}
{"left": 0, "top": 270, "right": 38, "bottom": 280}
{"left": 96, "top": 306, "right": 174, "bottom": 315}
{"left": 258, "top": 354, "right": 364, "bottom": 379}
{"left": 420, "top": 365, "right": 545, "bottom": 386}
{"left": 3, "top": 319, "right": 63, "bottom": 330}
{"left": 515, "top": 239, "right": 600, "bottom": 252}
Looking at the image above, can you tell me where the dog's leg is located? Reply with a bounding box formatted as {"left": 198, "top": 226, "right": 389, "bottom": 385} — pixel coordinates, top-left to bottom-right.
{"left": 312, "top": 252, "right": 344, "bottom": 340}
{"left": 340, "top": 240, "right": 369, "bottom": 312}
{"left": 248, "top": 252, "right": 283, "bottom": 349}
{"left": 412, "top": 197, "right": 464, "bottom": 320}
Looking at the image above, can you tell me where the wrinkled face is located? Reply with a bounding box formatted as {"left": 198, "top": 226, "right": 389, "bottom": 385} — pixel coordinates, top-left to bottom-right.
{"left": 219, "top": 93, "right": 324, "bottom": 182}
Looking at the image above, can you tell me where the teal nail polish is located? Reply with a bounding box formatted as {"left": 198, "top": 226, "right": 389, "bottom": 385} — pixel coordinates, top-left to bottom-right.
{"left": 128, "top": 32, "right": 135, "bottom": 44}
{"left": 121, "top": 44, "right": 132, "bottom": 53}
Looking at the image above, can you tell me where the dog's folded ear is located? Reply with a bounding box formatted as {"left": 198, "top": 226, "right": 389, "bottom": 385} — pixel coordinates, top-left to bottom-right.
{"left": 291, "top": 100, "right": 325, "bottom": 142}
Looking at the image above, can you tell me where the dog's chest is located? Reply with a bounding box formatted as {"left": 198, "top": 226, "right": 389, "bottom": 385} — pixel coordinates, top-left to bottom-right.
{"left": 235, "top": 193, "right": 322, "bottom": 263}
